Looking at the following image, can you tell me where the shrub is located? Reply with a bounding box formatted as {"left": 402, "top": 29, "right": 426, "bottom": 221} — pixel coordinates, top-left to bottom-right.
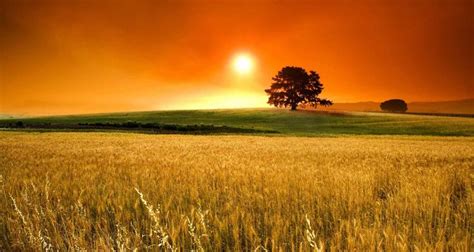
{"left": 380, "top": 99, "right": 408, "bottom": 113}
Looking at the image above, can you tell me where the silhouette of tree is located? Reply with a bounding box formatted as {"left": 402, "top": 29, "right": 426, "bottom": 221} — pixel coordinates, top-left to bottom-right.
{"left": 265, "top": 66, "right": 332, "bottom": 110}
{"left": 380, "top": 99, "right": 408, "bottom": 113}
{"left": 15, "top": 121, "right": 24, "bottom": 128}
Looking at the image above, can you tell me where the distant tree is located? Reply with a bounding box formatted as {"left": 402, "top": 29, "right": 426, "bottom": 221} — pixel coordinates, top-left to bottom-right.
{"left": 380, "top": 99, "right": 408, "bottom": 113}
{"left": 265, "top": 66, "right": 332, "bottom": 111}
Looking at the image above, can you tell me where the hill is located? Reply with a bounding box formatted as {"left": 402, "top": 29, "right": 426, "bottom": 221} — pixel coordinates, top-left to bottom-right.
{"left": 408, "top": 99, "right": 474, "bottom": 114}
{"left": 317, "top": 99, "right": 474, "bottom": 114}
{"left": 1, "top": 108, "right": 473, "bottom": 136}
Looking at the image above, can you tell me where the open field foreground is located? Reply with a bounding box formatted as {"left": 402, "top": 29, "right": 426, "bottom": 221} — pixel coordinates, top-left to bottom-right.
{"left": 0, "top": 132, "right": 473, "bottom": 250}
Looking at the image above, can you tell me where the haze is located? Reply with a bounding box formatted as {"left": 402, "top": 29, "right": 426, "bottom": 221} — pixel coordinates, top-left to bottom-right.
{"left": 1, "top": 0, "right": 472, "bottom": 115}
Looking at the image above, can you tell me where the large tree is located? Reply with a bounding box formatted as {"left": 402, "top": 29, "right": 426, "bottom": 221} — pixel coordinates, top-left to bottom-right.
{"left": 265, "top": 66, "right": 332, "bottom": 110}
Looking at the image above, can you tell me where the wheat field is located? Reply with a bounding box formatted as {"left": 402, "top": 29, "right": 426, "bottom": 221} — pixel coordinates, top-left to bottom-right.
{"left": 0, "top": 132, "right": 472, "bottom": 251}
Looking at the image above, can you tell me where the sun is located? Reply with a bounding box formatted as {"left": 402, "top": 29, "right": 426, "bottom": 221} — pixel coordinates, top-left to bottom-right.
{"left": 232, "top": 53, "right": 254, "bottom": 74}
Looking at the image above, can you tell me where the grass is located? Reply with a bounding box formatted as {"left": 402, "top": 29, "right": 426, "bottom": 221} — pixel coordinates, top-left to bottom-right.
{"left": 0, "top": 121, "right": 278, "bottom": 135}
{"left": 1, "top": 108, "right": 474, "bottom": 136}
{"left": 0, "top": 132, "right": 472, "bottom": 250}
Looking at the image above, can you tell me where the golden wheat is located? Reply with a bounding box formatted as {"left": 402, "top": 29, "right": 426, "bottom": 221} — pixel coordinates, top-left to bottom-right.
{"left": 0, "top": 132, "right": 472, "bottom": 250}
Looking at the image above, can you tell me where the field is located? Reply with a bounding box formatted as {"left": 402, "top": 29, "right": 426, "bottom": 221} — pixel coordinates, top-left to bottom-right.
{"left": 1, "top": 131, "right": 472, "bottom": 250}
{"left": 2, "top": 108, "right": 474, "bottom": 136}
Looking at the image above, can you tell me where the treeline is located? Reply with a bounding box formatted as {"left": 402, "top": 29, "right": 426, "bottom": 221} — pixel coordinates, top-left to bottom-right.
{"left": 0, "top": 121, "right": 278, "bottom": 134}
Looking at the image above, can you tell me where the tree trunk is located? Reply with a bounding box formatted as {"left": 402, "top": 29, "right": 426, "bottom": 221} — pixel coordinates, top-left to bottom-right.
{"left": 290, "top": 104, "right": 297, "bottom": 111}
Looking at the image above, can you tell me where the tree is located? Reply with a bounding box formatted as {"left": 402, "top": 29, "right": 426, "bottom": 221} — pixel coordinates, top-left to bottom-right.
{"left": 265, "top": 66, "right": 332, "bottom": 110}
{"left": 15, "top": 121, "right": 24, "bottom": 128}
{"left": 380, "top": 99, "right": 408, "bottom": 113}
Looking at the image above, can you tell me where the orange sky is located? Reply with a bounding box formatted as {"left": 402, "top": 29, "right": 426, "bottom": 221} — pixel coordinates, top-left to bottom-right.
{"left": 1, "top": 0, "right": 472, "bottom": 115}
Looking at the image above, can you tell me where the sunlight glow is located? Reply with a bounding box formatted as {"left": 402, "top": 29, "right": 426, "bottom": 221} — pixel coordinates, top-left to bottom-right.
{"left": 165, "top": 90, "right": 267, "bottom": 110}
{"left": 232, "top": 53, "right": 254, "bottom": 74}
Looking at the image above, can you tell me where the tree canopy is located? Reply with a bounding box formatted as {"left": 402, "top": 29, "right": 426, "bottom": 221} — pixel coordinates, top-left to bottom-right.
{"left": 380, "top": 99, "right": 408, "bottom": 113}
{"left": 265, "top": 66, "right": 332, "bottom": 110}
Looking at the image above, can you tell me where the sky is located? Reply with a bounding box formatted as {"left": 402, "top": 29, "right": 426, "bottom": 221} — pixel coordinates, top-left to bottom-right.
{"left": 1, "top": 0, "right": 472, "bottom": 115}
